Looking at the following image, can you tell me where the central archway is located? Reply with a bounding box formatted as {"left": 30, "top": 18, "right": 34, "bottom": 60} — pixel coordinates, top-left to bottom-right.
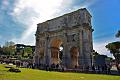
{"left": 50, "top": 38, "right": 63, "bottom": 65}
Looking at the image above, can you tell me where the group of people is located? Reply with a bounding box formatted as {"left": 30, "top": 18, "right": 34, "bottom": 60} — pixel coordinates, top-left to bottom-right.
{"left": 16, "top": 61, "right": 33, "bottom": 68}
{"left": 1, "top": 60, "right": 120, "bottom": 75}
{"left": 91, "top": 64, "right": 111, "bottom": 74}
{"left": 0, "top": 60, "right": 34, "bottom": 69}
{"left": 33, "top": 63, "right": 64, "bottom": 72}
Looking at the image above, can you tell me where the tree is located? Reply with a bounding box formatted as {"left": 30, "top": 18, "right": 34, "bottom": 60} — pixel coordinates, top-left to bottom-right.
{"left": 4, "top": 41, "right": 15, "bottom": 47}
{"left": 92, "top": 50, "right": 100, "bottom": 56}
{"left": 116, "top": 30, "right": 120, "bottom": 38}
{"left": 2, "top": 41, "right": 15, "bottom": 56}
{"left": 0, "top": 46, "right": 3, "bottom": 55}
{"left": 23, "top": 47, "right": 32, "bottom": 58}
{"left": 105, "top": 41, "right": 120, "bottom": 72}
{"left": 92, "top": 50, "right": 100, "bottom": 59}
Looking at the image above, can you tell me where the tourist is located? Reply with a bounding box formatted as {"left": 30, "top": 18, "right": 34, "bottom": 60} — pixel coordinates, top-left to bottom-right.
{"left": 92, "top": 65, "right": 95, "bottom": 73}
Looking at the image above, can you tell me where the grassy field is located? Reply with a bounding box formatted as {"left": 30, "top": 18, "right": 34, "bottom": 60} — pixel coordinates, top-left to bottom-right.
{"left": 0, "top": 64, "right": 120, "bottom": 80}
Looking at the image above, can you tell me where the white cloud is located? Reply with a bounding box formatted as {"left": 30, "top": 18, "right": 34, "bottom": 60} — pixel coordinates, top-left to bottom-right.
{"left": 93, "top": 38, "right": 120, "bottom": 57}
{"left": 10, "top": 0, "right": 73, "bottom": 45}
{"left": 93, "top": 42, "right": 110, "bottom": 56}
{"left": 10, "top": 0, "right": 96, "bottom": 45}
{"left": 11, "top": 0, "right": 73, "bottom": 24}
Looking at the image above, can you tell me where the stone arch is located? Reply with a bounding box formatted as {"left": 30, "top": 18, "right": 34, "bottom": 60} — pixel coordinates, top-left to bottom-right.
{"left": 50, "top": 38, "right": 63, "bottom": 65}
{"left": 35, "top": 8, "right": 93, "bottom": 70}
{"left": 70, "top": 46, "right": 79, "bottom": 68}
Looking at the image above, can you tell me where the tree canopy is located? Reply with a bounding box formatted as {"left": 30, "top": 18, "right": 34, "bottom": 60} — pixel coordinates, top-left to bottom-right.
{"left": 2, "top": 41, "right": 16, "bottom": 56}
{"left": 105, "top": 41, "right": 120, "bottom": 65}
{"left": 106, "top": 42, "right": 120, "bottom": 54}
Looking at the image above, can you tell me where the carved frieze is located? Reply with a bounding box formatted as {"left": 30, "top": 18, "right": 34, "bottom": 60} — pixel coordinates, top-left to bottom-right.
{"left": 66, "top": 33, "right": 79, "bottom": 42}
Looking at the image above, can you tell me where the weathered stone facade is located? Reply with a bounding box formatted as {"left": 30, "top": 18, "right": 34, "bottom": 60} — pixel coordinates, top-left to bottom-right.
{"left": 34, "top": 8, "right": 93, "bottom": 69}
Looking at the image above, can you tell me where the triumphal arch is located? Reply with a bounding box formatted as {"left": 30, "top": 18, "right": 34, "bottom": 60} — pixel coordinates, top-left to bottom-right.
{"left": 34, "top": 8, "right": 93, "bottom": 69}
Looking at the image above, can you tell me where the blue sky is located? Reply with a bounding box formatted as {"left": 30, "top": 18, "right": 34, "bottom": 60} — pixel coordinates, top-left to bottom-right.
{"left": 0, "top": 0, "right": 120, "bottom": 57}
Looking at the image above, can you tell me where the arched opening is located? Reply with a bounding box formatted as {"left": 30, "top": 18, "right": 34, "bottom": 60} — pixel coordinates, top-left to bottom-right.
{"left": 70, "top": 47, "right": 79, "bottom": 68}
{"left": 59, "top": 46, "right": 63, "bottom": 61}
{"left": 50, "top": 38, "right": 63, "bottom": 65}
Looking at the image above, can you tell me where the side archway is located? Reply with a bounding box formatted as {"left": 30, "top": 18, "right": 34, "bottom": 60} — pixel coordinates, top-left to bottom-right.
{"left": 70, "top": 47, "right": 79, "bottom": 68}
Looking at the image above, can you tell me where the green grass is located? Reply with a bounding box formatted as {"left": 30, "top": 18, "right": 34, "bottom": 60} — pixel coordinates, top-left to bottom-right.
{"left": 0, "top": 64, "right": 120, "bottom": 80}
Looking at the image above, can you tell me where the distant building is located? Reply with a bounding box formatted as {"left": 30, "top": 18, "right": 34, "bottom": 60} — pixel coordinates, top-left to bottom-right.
{"left": 95, "top": 55, "right": 107, "bottom": 66}
{"left": 94, "top": 55, "right": 112, "bottom": 66}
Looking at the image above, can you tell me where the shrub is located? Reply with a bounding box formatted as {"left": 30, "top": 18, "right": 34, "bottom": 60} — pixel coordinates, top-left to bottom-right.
{"left": 9, "top": 67, "right": 21, "bottom": 73}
